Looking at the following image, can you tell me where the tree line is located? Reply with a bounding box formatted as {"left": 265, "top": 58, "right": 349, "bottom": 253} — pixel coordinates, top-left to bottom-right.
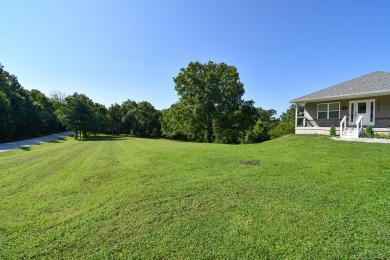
{"left": 0, "top": 62, "right": 295, "bottom": 143}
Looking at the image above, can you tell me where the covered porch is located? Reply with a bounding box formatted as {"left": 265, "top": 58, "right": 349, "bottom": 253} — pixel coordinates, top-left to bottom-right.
{"left": 290, "top": 71, "right": 390, "bottom": 138}
{"left": 292, "top": 96, "right": 390, "bottom": 138}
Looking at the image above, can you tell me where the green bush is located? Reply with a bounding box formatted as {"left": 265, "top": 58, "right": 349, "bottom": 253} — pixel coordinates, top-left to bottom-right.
{"left": 330, "top": 125, "right": 336, "bottom": 137}
{"left": 241, "top": 119, "right": 269, "bottom": 143}
{"left": 365, "top": 125, "right": 374, "bottom": 138}
{"left": 269, "top": 122, "right": 295, "bottom": 139}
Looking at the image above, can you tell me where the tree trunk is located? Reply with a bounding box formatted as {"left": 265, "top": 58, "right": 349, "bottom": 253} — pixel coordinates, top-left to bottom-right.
{"left": 206, "top": 121, "right": 213, "bottom": 143}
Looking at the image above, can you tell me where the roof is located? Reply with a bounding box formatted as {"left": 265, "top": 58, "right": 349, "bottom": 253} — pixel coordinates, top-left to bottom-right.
{"left": 290, "top": 71, "right": 390, "bottom": 103}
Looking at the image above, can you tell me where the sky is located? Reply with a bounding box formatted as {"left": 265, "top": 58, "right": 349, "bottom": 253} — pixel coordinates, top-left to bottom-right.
{"left": 1, "top": 0, "right": 390, "bottom": 116}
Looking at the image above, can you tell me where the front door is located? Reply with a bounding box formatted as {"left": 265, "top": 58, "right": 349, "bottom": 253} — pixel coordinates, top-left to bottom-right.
{"left": 349, "top": 99, "right": 375, "bottom": 125}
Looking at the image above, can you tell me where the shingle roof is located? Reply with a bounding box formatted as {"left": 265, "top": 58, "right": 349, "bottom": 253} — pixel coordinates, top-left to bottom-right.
{"left": 290, "top": 71, "right": 390, "bottom": 103}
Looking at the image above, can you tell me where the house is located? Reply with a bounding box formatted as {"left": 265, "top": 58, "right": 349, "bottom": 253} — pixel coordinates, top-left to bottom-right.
{"left": 290, "top": 71, "right": 390, "bottom": 138}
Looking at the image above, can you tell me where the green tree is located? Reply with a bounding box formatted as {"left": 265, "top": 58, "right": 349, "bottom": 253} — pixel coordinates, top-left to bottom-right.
{"left": 122, "top": 101, "right": 161, "bottom": 137}
{"left": 160, "top": 102, "right": 194, "bottom": 140}
{"left": 280, "top": 104, "right": 304, "bottom": 123}
{"left": 107, "top": 103, "right": 122, "bottom": 135}
{"left": 91, "top": 102, "right": 108, "bottom": 136}
{"left": 172, "top": 61, "right": 253, "bottom": 143}
{"left": 57, "top": 93, "right": 95, "bottom": 139}
{"left": 28, "top": 89, "right": 59, "bottom": 135}
{"left": 268, "top": 105, "right": 298, "bottom": 139}
{"left": 0, "top": 91, "right": 12, "bottom": 140}
{"left": 242, "top": 119, "right": 269, "bottom": 143}
{"left": 120, "top": 99, "right": 138, "bottom": 135}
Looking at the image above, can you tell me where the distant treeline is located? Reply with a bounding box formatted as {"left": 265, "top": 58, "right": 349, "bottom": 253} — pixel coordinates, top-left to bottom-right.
{"left": 0, "top": 62, "right": 295, "bottom": 143}
{"left": 0, "top": 65, "right": 65, "bottom": 141}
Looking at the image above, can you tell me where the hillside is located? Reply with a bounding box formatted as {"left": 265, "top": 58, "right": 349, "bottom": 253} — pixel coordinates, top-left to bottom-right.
{"left": 0, "top": 135, "right": 389, "bottom": 258}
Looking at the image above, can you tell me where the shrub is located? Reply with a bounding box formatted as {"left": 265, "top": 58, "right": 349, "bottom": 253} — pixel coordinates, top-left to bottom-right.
{"left": 241, "top": 119, "right": 269, "bottom": 144}
{"left": 269, "top": 122, "right": 295, "bottom": 139}
{"left": 330, "top": 125, "right": 336, "bottom": 137}
{"left": 365, "top": 125, "right": 374, "bottom": 138}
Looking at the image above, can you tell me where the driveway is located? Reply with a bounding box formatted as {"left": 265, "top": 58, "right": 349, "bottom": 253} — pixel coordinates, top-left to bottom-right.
{"left": 0, "top": 131, "right": 73, "bottom": 153}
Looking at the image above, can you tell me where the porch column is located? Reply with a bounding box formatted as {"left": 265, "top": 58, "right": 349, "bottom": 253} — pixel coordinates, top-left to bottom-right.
{"left": 295, "top": 103, "right": 298, "bottom": 127}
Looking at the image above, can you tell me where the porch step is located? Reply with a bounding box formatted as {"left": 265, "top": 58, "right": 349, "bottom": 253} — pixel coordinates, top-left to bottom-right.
{"left": 341, "top": 127, "right": 361, "bottom": 138}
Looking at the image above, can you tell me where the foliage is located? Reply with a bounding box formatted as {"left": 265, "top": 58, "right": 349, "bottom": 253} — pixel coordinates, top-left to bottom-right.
{"left": 56, "top": 93, "right": 92, "bottom": 138}
{"left": 242, "top": 119, "right": 269, "bottom": 143}
{"left": 280, "top": 104, "right": 304, "bottom": 123}
{"left": 122, "top": 101, "right": 161, "bottom": 137}
{"left": 365, "top": 125, "right": 374, "bottom": 137}
{"left": 0, "top": 64, "right": 64, "bottom": 141}
{"left": 279, "top": 104, "right": 296, "bottom": 122}
{"left": 169, "top": 61, "right": 256, "bottom": 143}
{"left": 0, "top": 61, "right": 298, "bottom": 144}
{"left": 107, "top": 103, "right": 123, "bottom": 135}
{"left": 330, "top": 124, "right": 336, "bottom": 136}
{"left": 269, "top": 121, "right": 295, "bottom": 139}
{"left": 0, "top": 135, "right": 388, "bottom": 258}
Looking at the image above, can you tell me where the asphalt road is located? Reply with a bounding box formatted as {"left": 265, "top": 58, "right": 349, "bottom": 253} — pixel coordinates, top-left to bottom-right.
{"left": 0, "top": 131, "right": 73, "bottom": 153}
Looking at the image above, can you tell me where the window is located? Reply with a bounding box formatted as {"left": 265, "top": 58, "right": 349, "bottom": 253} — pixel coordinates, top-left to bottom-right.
{"left": 318, "top": 104, "right": 328, "bottom": 119}
{"left": 317, "top": 102, "right": 340, "bottom": 119}
{"left": 358, "top": 102, "right": 366, "bottom": 113}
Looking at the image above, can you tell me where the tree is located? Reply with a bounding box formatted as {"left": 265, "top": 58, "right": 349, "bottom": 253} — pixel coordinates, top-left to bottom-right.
{"left": 122, "top": 100, "right": 161, "bottom": 137}
{"left": 0, "top": 91, "right": 12, "bottom": 140}
{"left": 56, "top": 93, "right": 95, "bottom": 139}
{"left": 242, "top": 119, "right": 269, "bottom": 143}
{"left": 269, "top": 104, "right": 298, "bottom": 139}
{"left": 120, "top": 99, "right": 138, "bottom": 135}
{"left": 107, "top": 103, "right": 122, "bottom": 135}
{"left": 28, "top": 89, "right": 59, "bottom": 135}
{"left": 280, "top": 104, "right": 304, "bottom": 123}
{"left": 0, "top": 63, "right": 61, "bottom": 140}
{"left": 161, "top": 103, "right": 194, "bottom": 141}
{"left": 91, "top": 102, "right": 108, "bottom": 136}
{"left": 241, "top": 107, "right": 279, "bottom": 143}
{"left": 172, "top": 61, "right": 253, "bottom": 143}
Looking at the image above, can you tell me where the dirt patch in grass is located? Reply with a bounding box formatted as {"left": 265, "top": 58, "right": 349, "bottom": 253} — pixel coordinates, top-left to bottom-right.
{"left": 241, "top": 160, "right": 259, "bottom": 166}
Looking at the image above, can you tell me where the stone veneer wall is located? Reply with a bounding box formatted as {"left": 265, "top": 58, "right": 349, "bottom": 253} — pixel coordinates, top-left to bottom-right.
{"left": 374, "top": 118, "right": 390, "bottom": 128}
{"left": 306, "top": 119, "right": 342, "bottom": 127}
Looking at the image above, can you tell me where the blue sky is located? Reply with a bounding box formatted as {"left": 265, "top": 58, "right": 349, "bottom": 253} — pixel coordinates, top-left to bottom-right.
{"left": 2, "top": 0, "right": 390, "bottom": 115}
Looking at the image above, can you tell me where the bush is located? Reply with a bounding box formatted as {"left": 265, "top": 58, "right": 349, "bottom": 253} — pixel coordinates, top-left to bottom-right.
{"left": 269, "top": 122, "right": 295, "bottom": 139}
{"left": 241, "top": 119, "right": 269, "bottom": 144}
{"left": 330, "top": 125, "right": 336, "bottom": 137}
{"left": 365, "top": 125, "right": 374, "bottom": 138}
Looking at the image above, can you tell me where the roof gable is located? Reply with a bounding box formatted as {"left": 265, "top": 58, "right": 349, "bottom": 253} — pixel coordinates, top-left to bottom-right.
{"left": 290, "top": 71, "right": 390, "bottom": 103}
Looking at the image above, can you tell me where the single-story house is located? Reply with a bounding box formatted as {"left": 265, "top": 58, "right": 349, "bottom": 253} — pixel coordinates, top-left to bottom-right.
{"left": 290, "top": 71, "right": 390, "bottom": 138}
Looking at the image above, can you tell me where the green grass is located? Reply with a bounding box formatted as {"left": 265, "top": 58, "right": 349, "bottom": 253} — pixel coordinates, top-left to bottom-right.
{"left": 0, "top": 135, "right": 389, "bottom": 259}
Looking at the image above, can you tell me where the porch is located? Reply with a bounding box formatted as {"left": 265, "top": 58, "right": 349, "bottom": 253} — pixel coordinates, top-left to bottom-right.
{"left": 290, "top": 71, "right": 390, "bottom": 138}
{"left": 293, "top": 96, "right": 390, "bottom": 138}
{"left": 295, "top": 124, "right": 390, "bottom": 137}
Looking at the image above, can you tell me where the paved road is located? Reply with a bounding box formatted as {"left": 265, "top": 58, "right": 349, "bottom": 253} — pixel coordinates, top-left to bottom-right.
{"left": 0, "top": 131, "right": 73, "bottom": 153}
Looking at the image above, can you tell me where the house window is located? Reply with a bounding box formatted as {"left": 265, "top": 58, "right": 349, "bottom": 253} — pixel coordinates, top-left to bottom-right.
{"left": 317, "top": 102, "right": 340, "bottom": 119}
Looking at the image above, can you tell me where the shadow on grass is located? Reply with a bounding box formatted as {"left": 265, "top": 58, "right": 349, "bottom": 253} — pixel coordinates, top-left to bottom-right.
{"left": 80, "top": 135, "right": 129, "bottom": 141}
{"left": 49, "top": 137, "right": 67, "bottom": 143}
{"left": 20, "top": 146, "right": 32, "bottom": 151}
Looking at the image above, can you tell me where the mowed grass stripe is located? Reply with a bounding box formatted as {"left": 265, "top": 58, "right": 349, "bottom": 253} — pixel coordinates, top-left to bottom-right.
{"left": 0, "top": 135, "right": 389, "bottom": 258}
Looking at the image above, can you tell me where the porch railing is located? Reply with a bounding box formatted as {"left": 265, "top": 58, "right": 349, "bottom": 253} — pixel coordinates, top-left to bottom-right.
{"left": 356, "top": 115, "right": 363, "bottom": 137}
{"left": 340, "top": 116, "right": 347, "bottom": 135}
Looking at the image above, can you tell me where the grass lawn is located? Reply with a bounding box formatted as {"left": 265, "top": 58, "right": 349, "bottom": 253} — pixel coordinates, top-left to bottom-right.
{"left": 0, "top": 135, "right": 389, "bottom": 258}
